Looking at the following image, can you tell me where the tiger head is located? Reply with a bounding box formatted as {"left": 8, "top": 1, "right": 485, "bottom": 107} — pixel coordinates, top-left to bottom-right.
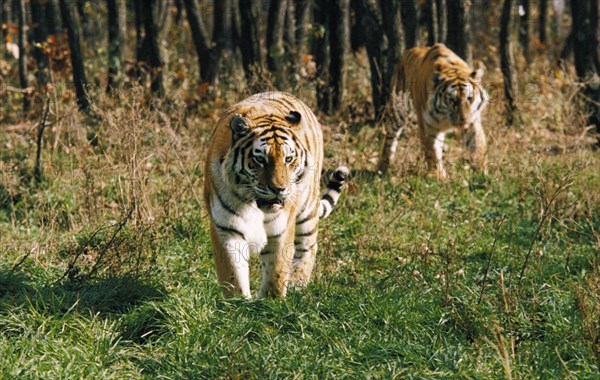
{"left": 227, "top": 111, "right": 307, "bottom": 211}
{"left": 432, "top": 61, "right": 487, "bottom": 129}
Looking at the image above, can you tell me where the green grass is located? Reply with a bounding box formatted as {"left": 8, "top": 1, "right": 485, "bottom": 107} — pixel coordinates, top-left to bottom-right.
{"left": 1, "top": 148, "right": 598, "bottom": 378}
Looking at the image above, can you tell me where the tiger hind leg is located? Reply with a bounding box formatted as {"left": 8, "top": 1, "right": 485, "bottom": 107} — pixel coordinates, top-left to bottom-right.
{"left": 378, "top": 91, "right": 412, "bottom": 174}
{"left": 463, "top": 119, "right": 488, "bottom": 175}
{"left": 378, "top": 122, "right": 403, "bottom": 174}
{"left": 289, "top": 211, "right": 319, "bottom": 286}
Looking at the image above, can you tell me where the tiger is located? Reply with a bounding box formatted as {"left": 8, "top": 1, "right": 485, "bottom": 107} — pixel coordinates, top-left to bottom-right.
{"left": 378, "top": 43, "right": 488, "bottom": 178}
{"left": 204, "top": 91, "right": 349, "bottom": 298}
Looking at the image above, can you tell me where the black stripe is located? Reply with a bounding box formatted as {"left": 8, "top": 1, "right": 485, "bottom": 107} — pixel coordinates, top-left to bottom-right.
{"left": 327, "top": 181, "right": 343, "bottom": 192}
{"left": 268, "top": 231, "right": 284, "bottom": 239}
{"left": 281, "top": 98, "right": 298, "bottom": 110}
{"left": 296, "top": 225, "right": 318, "bottom": 237}
{"left": 476, "top": 94, "right": 484, "bottom": 111}
{"left": 214, "top": 188, "right": 238, "bottom": 216}
{"left": 322, "top": 193, "right": 336, "bottom": 206}
{"left": 296, "top": 211, "right": 316, "bottom": 225}
{"left": 215, "top": 223, "right": 245, "bottom": 240}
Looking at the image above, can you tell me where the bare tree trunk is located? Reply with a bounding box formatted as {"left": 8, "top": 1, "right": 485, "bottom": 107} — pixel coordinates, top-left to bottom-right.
{"left": 329, "top": 0, "right": 350, "bottom": 111}
{"left": 46, "top": 0, "right": 62, "bottom": 36}
{"left": 266, "top": 0, "right": 287, "bottom": 87}
{"left": 378, "top": 0, "right": 402, "bottom": 89}
{"left": 60, "top": 0, "right": 89, "bottom": 111}
{"left": 184, "top": 0, "right": 219, "bottom": 85}
{"left": 571, "top": 0, "right": 600, "bottom": 137}
{"left": 559, "top": 27, "right": 574, "bottom": 62}
{"left": 500, "top": 0, "right": 517, "bottom": 126}
{"left": 352, "top": 0, "right": 387, "bottom": 118}
{"left": 425, "top": 0, "right": 438, "bottom": 45}
{"left": 214, "top": 0, "right": 232, "bottom": 57}
{"left": 539, "top": 0, "right": 547, "bottom": 44}
{"left": 238, "top": 0, "right": 262, "bottom": 82}
{"left": 31, "top": 0, "right": 50, "bottom": 89}
{"left": 519, "top": 0, "right": 530, "bottom": 63}
{"left": 0, "top": 0, "right": 4, "bottom": 56}
{"left": 400, "top": 0, "right": 419, "bottom": 49}
{"left": 17, "top": 0, "right": 29, "bottom": 112}
{"left": 107, "top": 0, "right": 126, "bottom": 91}
{"left": 76, "top": 0, "right": 88, "bottom": 34}
{"left": 436, "top": 0, "right": 447, "bottom": 43}
{"left": 446, "top": 0, "right": 471, "bottom": 62}
{"left": 294, "top": 0, "right": 311, "bottom": 61}
{"left": 136, "top": 0, "right": 170, "bottom": 96}
{"left": 173, "top": 0, "right": 183, "bottom": 24}
{"left": 313, "top": 0, "right": 330, "bottom": 112}
{"left": 284, "top": 1, "right": 296, "bottom": 76}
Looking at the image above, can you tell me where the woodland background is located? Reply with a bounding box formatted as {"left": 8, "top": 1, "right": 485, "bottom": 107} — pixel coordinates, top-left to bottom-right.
{"left": 0, "top": 0, "right": 599, "bottom": 378}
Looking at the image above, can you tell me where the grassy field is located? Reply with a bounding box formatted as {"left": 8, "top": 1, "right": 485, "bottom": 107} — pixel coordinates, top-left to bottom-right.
{"left": 1, "top": 58, "right": 599, "bottom": 378}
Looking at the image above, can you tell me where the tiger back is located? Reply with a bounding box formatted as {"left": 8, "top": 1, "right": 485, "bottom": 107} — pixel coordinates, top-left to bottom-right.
{"left": 379, "top": 43, "right": 488, "bottom": 178}
{"left": 204, "top": 92, "right": 349, "bottom": 298}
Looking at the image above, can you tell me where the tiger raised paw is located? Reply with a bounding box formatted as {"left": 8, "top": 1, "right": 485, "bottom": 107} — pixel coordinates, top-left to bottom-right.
{"left": 378, "top": 43, "right": 488, "bottom": 178}
{"left": 204, "top": 91, "right": 349, "bottom": 298}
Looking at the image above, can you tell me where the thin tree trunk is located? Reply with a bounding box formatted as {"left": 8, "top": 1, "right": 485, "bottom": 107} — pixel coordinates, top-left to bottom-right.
{"left": 46, "top": 0, "right": 62, "bottom": 36}
{"left": 353, "top": 0, "right": 387, "bottom": 118}
{"left": 107, "top": 0, "right": 126, "bottom": 91}
{"left": 32, "top": 0, "right": 50, "bottom": 88}
{"left": 571, "top": 0, "right": 600, "bottom": 137}
{"left": 294, "top": 0, "right": 311, "bottom": 62}
{"left": 425, "top": 0, "right": 438, "bottom": 45}
{"left": 135, "top": 0, "right": 144, "bottom": 63}
{"left": 329, "top": 0, "right": 350, "bottom": 111}
{"left": 0, "top": 0, "right": 4, "bottom": 56}
{"left": 400, "top": 0, "right": 418, "bottom": 49}
{"left": 500, "top": 0, "right": 517, "bottom": 126}
{"left": 214, "top": 0, "right": 232, "bottom": 57}
{"left": 184, "top": 0, "right": 219, "bottom": 85}
{"left": 313, "top": 0, "right": 330, "bottom": 112}
{"left": 143, "top": 0, "right": 164, "bottom": 96}
{"left": 539, "top": 0, "right": 547, "bottom": 44}
{"left": 519, "top": 0, "right": 530, "bottom": 63}
{"left": 436, "top": 0, "right": 447, "bottom": 43}
{"left": 60, "top": 0, "right": 89, "bottom": 111}
{"left": 136, "top": 0, "right": 169, "bottom": 96}
{"left": 17, "top": 0, "right": 29, "bottom": 112}
{"left": 238, "top": 0, "right": 262, "bottom": 82}
{"left": 284, "top": 0, "right": 297, "bottom": 76}
{"left": 173, "top": 0, "right": 183, "bottom": 24}
{"left": 378, "top": 0, "right": 402, "bottom": 91}
{"left": 266, "top": 0, "right": 287, "bottom": 87}
{"left": 446, "top": 0, "right": 471, "bottom": 62}
{"left": 559, "top": 27, "right": 574, "bottom": 62}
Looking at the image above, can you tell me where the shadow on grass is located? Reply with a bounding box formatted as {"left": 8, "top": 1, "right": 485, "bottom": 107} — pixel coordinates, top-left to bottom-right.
{"left": 0, "top": 266, "right": 168, "bottom": 343}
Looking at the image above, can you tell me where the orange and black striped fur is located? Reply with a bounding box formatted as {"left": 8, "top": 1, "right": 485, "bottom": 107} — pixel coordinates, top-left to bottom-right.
{"left": 204, "top": 92, "right": 349, "bottom": 298}
{"left": 379, "top": 43, "right": 488, "bottom": 178}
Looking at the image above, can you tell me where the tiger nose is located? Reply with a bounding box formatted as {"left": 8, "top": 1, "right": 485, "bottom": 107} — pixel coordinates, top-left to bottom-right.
{"left": 269, "top": 184, "right": 286, "bottom": 194}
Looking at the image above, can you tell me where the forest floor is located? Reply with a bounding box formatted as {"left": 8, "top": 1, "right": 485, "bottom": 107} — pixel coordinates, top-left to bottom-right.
{"left": 1, "top": 52, "right": 599, "bottom": 378}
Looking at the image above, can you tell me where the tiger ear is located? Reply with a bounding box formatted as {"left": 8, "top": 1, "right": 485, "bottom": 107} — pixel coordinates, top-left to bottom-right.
{"left": 285, "top": 111, "right": 301, "bottom": 124}
{"left": 470, "top": 60, "right": 485, "bottom": 81}
{"left": 230, "top": 114, "right": 250, "bottom": 139}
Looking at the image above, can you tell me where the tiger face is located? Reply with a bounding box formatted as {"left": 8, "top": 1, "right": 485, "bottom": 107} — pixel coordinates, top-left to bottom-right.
{"left": 228, "top": 112, "right": 307, "bottom": 212}
{"left": 433, "top": 64, "right": 486, "bottom": 130}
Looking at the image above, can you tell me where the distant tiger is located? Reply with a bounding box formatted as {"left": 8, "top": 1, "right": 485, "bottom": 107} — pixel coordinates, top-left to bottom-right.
{"left": 378, "top": 43, "right": 488, "bottom": 178}
{"left": 204, "top": 92, "right": 349, "bottom": 298}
